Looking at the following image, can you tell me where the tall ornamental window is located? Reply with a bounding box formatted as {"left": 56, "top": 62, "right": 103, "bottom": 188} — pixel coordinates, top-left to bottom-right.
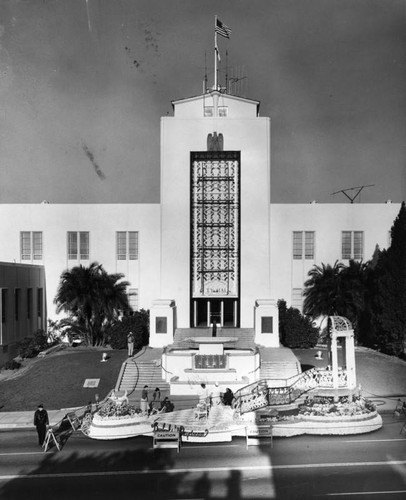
{"left": 20, "top": 232, "right": 43, "bottom": 261}
{"left": 342, "top": 231, "right": 364, "bottom": 260}
{"left": 116, "top": 232, "right": 138, "bottom": 260}
{"left": 67, "top": 232, "right": 89, "bottom": 261}
{"left": 293, "top": 231, "right": 315, "bottom": 259}
{"left": 128, "top": 288, "right": 139, "bottom": 311}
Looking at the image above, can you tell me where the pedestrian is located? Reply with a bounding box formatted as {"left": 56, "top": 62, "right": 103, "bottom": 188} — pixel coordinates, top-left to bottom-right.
{"left": 222, "top": 388, "right": 234, "bottom": 406}
{"left": 140, "top": 385, "right": 149, "bottom": 414}
{"left": 127, "top": 331, "right": 135, "bottom": 357}
{"left": 160, "top": 397, "right": 174, "bottom": 413}
{"left": 150, "top": 387, "right": 161, "bottom": 412}
{"left": 211, "top": 382, "right": 222, "bottom": 406}
{"left": 33, "top": 404, "right": 49, "bottom": 446}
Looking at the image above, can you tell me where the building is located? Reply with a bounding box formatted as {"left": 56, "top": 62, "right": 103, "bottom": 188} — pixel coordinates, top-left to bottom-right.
{"left": 0, "top": 262, "right": 46, "bottom": 367}
{"left": 0, "top": 87, "right": 400, "bottom": 366}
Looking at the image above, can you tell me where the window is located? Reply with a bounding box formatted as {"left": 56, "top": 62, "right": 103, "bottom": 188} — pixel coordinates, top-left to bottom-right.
{"left": 204, "top": 106, "right": 214, "bottom": 117}
{"left": 15, "top": 289, "right": 20, "bottom": 321}
{"left": 218, "top": 106, "right": 228, "bottom": 117}
{"left": 2, "top": 290, "right": 7, "bottom": 323}
{"left": 20, "top": 232, "right": 43, "bottom": 261}
{"left": 293, "top": 231, "right": 314, "bottom": 259}
{"left": 128, "top": 288, "right": 139, "bottom": 311}
{"left": 116, "top": 232, "right": 138, "bottom": 260}
{"left": 37, "top": 288, "right": 43, "bottom": 318}
{"left": 67, "top": 232, "right": 89, "bottom": 260}
{"left": 27, "top": 288, "right": 32, "bottom": 320}
{"left": 342, "top": 231, "right": 364, "bottom": 260}
{"left": 292, "top": 288, "right": 303, "bottom": 310}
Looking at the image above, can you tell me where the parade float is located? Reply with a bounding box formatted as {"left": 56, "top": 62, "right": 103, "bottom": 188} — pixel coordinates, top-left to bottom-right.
{"left": 81, "top": 317, "right": 382, "bottom": 443}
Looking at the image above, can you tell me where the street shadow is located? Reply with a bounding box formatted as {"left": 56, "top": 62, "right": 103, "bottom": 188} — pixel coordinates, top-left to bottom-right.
{"left": 0, "top": 438, "right": 247, "bottom": 500}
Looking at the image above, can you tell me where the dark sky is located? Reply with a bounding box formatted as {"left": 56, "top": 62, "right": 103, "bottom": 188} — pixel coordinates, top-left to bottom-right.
{"left": 1, "top": 0, "right": 405, "bottom": 204}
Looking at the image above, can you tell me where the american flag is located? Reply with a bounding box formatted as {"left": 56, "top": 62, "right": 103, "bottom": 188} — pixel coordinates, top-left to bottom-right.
{"left": 215, "top": 18, "right": 232, "bottom": 39}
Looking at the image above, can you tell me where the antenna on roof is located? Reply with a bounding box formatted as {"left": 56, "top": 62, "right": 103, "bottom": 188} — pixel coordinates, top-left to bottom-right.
{"left": 331, "top": 184, "right": 375, "bottom": 203}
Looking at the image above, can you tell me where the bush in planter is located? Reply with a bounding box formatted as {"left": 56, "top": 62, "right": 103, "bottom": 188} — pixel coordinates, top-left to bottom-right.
{"left": 106, "top": 309, "right": 150, "bottom": 350}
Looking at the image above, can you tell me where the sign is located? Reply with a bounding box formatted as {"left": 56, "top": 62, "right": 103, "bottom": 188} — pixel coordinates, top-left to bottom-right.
{"left": 245, "top": 425, "right": 273, "bottom": 449}
{"left": 153, "top": 430, "right": 181, "bottom": 453}
{"left": 83, "top": 379, "right": 100, "bottom": 388}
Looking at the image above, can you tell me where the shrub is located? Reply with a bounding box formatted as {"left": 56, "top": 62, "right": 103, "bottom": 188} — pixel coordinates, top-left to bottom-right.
{"left": 16, "top": 329, "right": 49, "bottom": 358}
{"left": 106, "top": 310, "right": 150, "bottom": 350}
{"left": 278, "top": 299, "right": 319, "bottom": 348}
{"left": 4, "top": 359, "right": 21, "bottom": 370}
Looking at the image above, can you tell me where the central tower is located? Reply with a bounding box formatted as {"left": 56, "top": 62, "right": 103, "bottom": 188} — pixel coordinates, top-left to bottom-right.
{"left": 151, "top": 88, "right": 274, "bottom": 346}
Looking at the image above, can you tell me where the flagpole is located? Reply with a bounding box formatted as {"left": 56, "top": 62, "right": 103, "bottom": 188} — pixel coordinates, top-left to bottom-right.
{"left": 214, "top": 15, "right": 218, "bottom": 90}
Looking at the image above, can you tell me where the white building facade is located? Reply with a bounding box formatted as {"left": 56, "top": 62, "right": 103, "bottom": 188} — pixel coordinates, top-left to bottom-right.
{"left": 0, "top": 89, "right": 401, "bottom": 361}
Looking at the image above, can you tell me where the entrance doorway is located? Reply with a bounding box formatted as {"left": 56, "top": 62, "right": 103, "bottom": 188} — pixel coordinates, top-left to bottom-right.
{"left": 192, "top": 298, "right": 239, "bottom": 328}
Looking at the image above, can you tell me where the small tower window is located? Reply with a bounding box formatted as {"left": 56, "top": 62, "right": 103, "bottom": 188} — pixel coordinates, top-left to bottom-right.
{"left": 218, "top": 106, "right": 228, "bottom": 117}
{"left": 204, "top": 106, "right": 214, "bottom": 117}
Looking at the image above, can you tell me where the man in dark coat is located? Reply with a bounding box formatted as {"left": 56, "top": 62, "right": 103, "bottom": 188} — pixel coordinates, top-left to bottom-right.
{"left": 33, "top": 404, "right": 49, "bottom": 446}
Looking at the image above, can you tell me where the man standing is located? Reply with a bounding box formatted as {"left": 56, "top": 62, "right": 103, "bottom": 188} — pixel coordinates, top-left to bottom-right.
{"left": 127, "top": 331, "right": 135, "bottom": 357}
{"left": 33, "top": 404, "right": 49, "bottom": 446}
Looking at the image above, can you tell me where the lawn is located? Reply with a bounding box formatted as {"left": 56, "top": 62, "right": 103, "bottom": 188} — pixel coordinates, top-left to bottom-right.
{"left": 0, "top": 347, "right": 128, "bottom": 412}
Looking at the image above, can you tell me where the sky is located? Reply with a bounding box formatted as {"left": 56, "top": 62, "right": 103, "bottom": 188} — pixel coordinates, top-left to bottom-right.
{"left": 0, "top": 0, "right": 405, "bottom": 204}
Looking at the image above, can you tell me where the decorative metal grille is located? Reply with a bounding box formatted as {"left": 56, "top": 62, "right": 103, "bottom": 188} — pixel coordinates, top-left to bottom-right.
{"left": 191, "top": 152, "right": 240, "bottom": 298}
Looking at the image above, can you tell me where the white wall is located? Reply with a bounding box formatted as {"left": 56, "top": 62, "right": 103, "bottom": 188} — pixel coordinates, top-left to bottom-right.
{"left": 0, "top": 204, "right": 161, "bottom": 320}
{"left": 270, "top": 202, "right": 400, "bottom": 307}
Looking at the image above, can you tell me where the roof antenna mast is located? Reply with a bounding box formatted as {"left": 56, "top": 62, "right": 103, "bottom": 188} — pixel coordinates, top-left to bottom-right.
{"left": 331, "top": 184, "right": 375, "bottom": 203}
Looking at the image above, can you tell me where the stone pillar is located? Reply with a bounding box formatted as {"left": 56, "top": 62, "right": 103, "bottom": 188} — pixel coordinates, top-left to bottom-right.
{"left": 254, "top": 299, "right": 279, "bottom": 347}
{"left": 149, "top": 300, "right": 176, "bottom": 348}
{"left": 331, "top": 335, "right": 339, "bottom": 389}
{"left": 345, "top": 333, "right": 357, "bottom": 389}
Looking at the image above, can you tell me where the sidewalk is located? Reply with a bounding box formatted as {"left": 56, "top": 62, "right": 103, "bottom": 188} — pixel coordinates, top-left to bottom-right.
{"left": 0, "top": 408, "right": 78, "bottom": 430}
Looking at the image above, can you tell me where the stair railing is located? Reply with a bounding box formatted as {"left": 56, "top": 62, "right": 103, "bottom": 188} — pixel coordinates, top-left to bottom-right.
{"left": 234, "top": 367, "right": 322, "bottom": 414}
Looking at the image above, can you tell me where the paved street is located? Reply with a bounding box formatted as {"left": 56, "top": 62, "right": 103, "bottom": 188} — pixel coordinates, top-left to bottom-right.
{"left": 0, "top": 414, "right": 405, "bottom": 499}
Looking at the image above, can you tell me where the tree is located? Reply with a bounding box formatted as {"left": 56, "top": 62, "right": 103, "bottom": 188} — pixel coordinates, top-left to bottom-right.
{"left": 372, "top": 202, "right": 406, "bottom": 356}
{"left": 278, "top": 299, "right": 319, "bottom": 348}
{"left": 54, "top": 262, "right": 130, "bottom": 346}
{"left": 303, "top": 259, "right": 371, "bottom": 343}
{"left": 105, "top": 310, "right": 150, "bottom": 350}
{"left": 303, "top": 261, "right": 345, "bottom": 318}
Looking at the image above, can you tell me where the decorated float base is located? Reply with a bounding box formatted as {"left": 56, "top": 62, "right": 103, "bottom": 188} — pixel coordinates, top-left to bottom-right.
{"left": 85, "top": 397, "right": 383, "bottom": 443}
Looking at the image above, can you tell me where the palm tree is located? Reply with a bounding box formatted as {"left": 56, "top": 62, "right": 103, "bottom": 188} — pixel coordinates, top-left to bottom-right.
{"left": 303, "top": 260, "right": 345, "bottom": 318}
{"left": 54, "top": 262, "right": 130, "bottom": 346}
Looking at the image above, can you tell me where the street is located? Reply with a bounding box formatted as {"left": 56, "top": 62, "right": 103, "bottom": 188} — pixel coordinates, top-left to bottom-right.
{"left": 0, "top": 414, "right": 405, "bottom": 499}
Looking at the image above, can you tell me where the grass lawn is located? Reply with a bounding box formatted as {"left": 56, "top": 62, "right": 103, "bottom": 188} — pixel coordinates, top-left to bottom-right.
{"left": 0, "top": 347, "right": 128, "bottom": 412}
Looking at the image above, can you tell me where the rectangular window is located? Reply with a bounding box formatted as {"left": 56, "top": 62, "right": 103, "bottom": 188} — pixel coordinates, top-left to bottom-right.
{"left": 68, "top": 232, "right": 89, "bottom": 261}
{"left": 33, "top": 232, "right": 42, "bottom": 260}
{"left": 342, "top": 231, "right": 364, "bottom": 260}
{"left": 116, "top": 232, "right": 139, "bottom": 260}
{"left": 128, "top": 288, "right": 139, "bottom": 311}
{"left": 292, "top": 288, "right": 303, "bottom": 310}
{"left": 68, "top": 232, "right": 78, "bottom": 259}
{"left": 2, "top": 290, "right": 7, "bottom": 323}
{"left": 218, "top": 106, "right": 228, "bottom": 117}
{"left": 20, "top": 232, "right": 43, "bottom": 261}
{"left": 27, "top": 288, "right": 32, "bottom": 320}
{"left": 204, "top": 106, "right": 214, "bottom": 117}
{"left": 79, "top": 232, "right": 89, "bottom": 260}
{"left": 15, "top": 289, "right": 20, "bottom": 321}
{"left": 37, "top": 288, "right": 43, "bottom": 318}
{"left": 293, "top": 231, "right": 314, "bottom": 259}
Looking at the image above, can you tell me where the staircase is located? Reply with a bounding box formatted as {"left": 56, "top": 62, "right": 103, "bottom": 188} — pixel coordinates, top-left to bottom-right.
{"left": 259, "top": 360, "right": 301, "bottom": 381}
{"left": 117, "top": 359, "right": 198, "bottom": 411}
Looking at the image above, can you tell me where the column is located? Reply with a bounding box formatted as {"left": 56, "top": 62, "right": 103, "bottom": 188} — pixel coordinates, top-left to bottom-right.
{"left": 345, "top": 334, "right": 357, "bottom": 389}
{"left": 331, "top": 335, "right": 339, "bottom": 389}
